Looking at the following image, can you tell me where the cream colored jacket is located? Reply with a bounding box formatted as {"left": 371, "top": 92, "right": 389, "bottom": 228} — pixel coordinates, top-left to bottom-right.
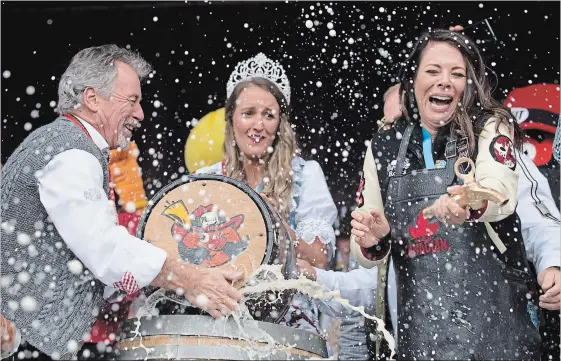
{"left": 350, "top": 118, "right": 519, "bottom": 268}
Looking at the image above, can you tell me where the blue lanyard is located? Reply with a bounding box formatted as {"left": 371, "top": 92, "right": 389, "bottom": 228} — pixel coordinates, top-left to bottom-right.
{"left": 422, "top": 128, "right": 435, "bottom": 169}
{"left": 255, "top": 182, "right": 264, "bottom": 193}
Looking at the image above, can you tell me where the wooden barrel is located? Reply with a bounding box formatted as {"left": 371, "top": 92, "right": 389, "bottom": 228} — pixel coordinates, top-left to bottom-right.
{"left": 136, "top": 174, "right": 298, "bottom": 324}
{"left": 113, "top": 315, "right": 328, "bottom": 360}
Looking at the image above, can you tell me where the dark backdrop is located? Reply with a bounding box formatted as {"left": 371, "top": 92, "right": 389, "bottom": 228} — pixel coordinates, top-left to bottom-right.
{"left": 2, "top": 1, "right": 560, "bottom": 208}
{"left": 1, "top": 2, "right": 560, "bottom": 360}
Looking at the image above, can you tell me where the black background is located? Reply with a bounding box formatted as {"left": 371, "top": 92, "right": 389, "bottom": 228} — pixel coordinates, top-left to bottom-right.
{"left": 1, "top": 2, "right": 560, "bottom": 360}
{"left": 2, "top": 1, "right": 560, "bottom": 209}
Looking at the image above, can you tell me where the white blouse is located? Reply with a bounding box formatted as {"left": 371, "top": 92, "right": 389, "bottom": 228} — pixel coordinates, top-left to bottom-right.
{"left": 196, "top": 157, "right": 338, "bottom": 257}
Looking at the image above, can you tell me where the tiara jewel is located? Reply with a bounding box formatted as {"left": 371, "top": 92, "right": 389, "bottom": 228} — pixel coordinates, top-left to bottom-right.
{"left": 226, "top": 53, "right": 291, "bottom": 105}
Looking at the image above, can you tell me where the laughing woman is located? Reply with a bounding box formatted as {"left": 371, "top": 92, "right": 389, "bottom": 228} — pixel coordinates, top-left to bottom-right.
{"left": 349, "top": 29, "right": 541, "bottom": 360}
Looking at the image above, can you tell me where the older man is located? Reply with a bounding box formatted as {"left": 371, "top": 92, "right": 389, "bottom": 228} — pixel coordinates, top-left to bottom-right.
{"left": 1, "top": 45, "right": 242, "bottom": 359}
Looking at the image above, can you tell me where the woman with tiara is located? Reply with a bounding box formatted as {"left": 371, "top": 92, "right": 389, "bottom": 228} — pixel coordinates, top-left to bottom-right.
{"left": 196, "top": 53, "right": 338, "bottom": 333}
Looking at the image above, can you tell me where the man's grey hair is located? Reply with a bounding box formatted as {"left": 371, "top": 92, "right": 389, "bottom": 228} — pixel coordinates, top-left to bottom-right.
{"left": 56, "top": 44, "right": 153, "bottom": 115}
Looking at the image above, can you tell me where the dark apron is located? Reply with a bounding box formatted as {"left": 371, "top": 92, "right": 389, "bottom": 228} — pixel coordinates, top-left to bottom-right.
{"left": 385, "top": 124, "right": 541, "bottom": 360}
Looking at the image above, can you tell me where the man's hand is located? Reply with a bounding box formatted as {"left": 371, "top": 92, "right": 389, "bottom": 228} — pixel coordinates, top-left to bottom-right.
{"left": 351, "top": 210, "right": 390, "bottom": 248}
{"left": 538, "top": 267, "right": 560, "bottom": 310}
{"left": 151, "top": 258, "right": 244, "bottom": 319}
{"left": 185, "top": 266, "right": 244, "bottom": 318}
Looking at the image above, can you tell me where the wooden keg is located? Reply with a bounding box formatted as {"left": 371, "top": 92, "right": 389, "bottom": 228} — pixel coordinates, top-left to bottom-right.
{"left": 113, "top": 315, "right": 328, "bottom": 360}
{"left": 136, "top": 174, "right": 299, "bottom": 324}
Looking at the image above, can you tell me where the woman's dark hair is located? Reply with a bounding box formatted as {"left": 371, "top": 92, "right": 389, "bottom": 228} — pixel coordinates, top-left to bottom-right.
{"left": 397, "top": 28, "right": 523, "bottom": 153}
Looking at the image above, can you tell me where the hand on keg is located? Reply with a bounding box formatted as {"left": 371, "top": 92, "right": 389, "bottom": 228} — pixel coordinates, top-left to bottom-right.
{"left": 432, "top": 186, "right": 470, "bottom": 225}
{"left": 185, "top": 266, "right": 245, "bottom": 319}
{"left": 296, "top": 258, "right": 316, "bottom": 281}
{"left": 351, "top": 210, "right": 390, "bottom": 248}
{"left": 152, "top": 258, "right": 243, "bottom": 319}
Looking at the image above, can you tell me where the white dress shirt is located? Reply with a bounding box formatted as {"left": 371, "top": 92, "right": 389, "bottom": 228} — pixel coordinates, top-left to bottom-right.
{"left": 316, "top": 151, "right": 560, "bottom": 344}
{"left": 36, "top": 118, "right": 167, "bottom": 295}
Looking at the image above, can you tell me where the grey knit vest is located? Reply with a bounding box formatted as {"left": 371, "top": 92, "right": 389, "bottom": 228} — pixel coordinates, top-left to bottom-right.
{"left": 1, "top": 117, "right": 108, "bottom": 359}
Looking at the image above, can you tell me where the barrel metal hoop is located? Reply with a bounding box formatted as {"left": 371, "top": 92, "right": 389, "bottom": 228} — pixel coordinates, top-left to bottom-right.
{"left": 115, "top": 345, "right": 314, "bottom": 360}
{"left": 119, "top": 315, "right": 328, "bottom": 358}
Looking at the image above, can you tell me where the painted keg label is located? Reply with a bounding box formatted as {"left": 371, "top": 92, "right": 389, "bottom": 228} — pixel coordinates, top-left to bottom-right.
{"left": 163, "top": 200, "right": 249, "bottom": 267}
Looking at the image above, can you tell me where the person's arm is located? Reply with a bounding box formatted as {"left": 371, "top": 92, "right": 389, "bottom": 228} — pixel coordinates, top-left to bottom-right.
{"left": 38, "top": 150, "right": 244, "bottom": 318}
{"left": 471, "top": 118, "right": 519, "bottom": 222}
{"left": 517, "top": 155, "right": 561, "bottom": 309}
{"left": 349, "top": 143, "right": 391, "bottom": 268}
{"left": 315, "top": 266, "right": 378, "bottom": 317}
{"left": 517, "top": 152, "right": 560, "bottom": 274}
{"left": 297, "top": 259, "right": 377, "bottom": 318}
{"left": 293, "top": 160, "right": 338, "bottom": 269}
{"left": 38, "top": 149, "right": 167, "bottom": 293}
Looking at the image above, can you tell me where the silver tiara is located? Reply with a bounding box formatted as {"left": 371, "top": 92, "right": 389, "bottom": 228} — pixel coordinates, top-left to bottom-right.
{"left": 226, "top": 53, "right": 291, "bottom": 105}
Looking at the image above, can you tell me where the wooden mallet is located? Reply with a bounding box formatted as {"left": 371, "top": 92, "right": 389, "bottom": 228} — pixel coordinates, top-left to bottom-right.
{"left": 422, "top": 157, "right": 509, "bottom": 219}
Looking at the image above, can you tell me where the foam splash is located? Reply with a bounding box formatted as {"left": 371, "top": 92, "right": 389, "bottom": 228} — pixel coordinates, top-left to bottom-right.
{"left": 127, "top": 288, "right": 297, "bottom": 360}
{"left": 242, "top": 265, "right": 396, "bottom": 360}
{"left": 126, "top": 264, "right": 396, "bottom": 360}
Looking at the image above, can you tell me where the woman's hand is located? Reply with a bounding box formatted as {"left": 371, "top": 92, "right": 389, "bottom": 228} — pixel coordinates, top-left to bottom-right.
{"left": 260, "top": 192, "right": 279, "bottom": 212}
{"left": 351, "top": 210, "right": 390, "bottom": 248}
{"left": 260, "top": 193, "right": 329, "bottom": 269}
{"left": 296, "top": 258, "right": 317, "bottom": 281}
{"left": 432, "top": 185, "right": 470, "bottom": 225}
{"left": 294, "top": 236, "right": 329, "bottom": 270}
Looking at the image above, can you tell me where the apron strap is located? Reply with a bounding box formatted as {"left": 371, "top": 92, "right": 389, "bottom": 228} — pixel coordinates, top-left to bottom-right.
{"left": 443, "top": 153, "right": 458, "bottom": 185}
{"left": 375, "top": 260, "right": 388, "bottom": 357}
{"left": 395, "top": 124, "right": 416, "bottom": 176}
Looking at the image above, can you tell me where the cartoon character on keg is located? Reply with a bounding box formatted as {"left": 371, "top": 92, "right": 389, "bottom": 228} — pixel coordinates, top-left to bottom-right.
{"left": 162, "top": 200, "right": 249, "bottom": 267}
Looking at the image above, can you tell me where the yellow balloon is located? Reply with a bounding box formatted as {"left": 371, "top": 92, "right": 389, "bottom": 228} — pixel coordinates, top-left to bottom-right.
{"left": 185, "top": 108, "right": 226, "bottom": 173}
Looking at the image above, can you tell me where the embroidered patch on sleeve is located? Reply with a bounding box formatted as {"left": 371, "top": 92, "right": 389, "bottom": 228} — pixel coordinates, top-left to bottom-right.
{"left": 84, "top": 188, "right": 101, "bottom": 202}
{"left": 113, "top": 271, "right": 140, "bottom": 295}
{"left": 356, "top": 175, "right": 365, "bottom": 207}
{"left": 489, "top": 135, "right": 517, "bottom": 170}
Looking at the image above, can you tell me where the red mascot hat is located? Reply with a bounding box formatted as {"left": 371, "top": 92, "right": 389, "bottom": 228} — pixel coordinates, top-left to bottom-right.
{"left": 505, "top": 84, "right": 560, "bottom": 166}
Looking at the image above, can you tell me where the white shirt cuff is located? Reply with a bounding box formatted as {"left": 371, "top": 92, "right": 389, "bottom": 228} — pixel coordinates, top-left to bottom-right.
{"left": 537, "top": 257, "right": 561, "bottom": 275}
{"left": 315, "top": 268, "right": 336, "bottom": 290}
{"left": 127, "top": 243, "right": 167, "bottom": 288}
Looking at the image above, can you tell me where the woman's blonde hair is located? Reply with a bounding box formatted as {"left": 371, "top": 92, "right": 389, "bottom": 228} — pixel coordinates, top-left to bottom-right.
{"left": 223, "top": 77, "right": 297, "bottom": 219}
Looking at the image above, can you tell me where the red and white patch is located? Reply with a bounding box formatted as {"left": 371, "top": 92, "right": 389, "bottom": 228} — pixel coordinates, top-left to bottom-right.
{"left": 113, "top": 271, "right": 140, "bottom": 295}
{"left": 490, "top": 135, "right": 517, "bottom": 170}
{"left": 355, "top": 176, "right": 365, "bottom": 207}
